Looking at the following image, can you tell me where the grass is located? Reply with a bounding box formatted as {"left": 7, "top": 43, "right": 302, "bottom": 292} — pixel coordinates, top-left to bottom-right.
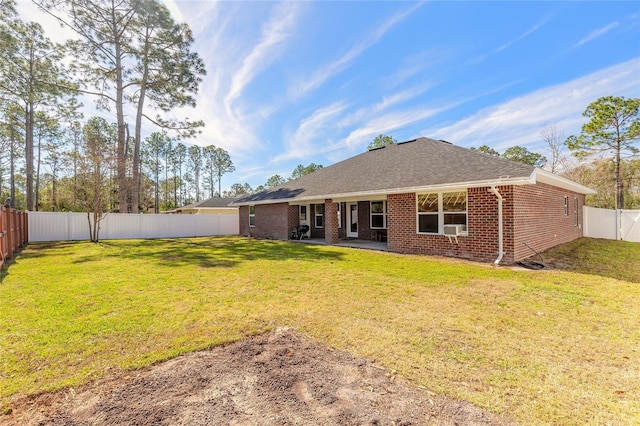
{"left": 1, "top": 236, "right": 638, "bottom": 425}
{"left": 542, "top": 237, "right": 640, "bottom": 282}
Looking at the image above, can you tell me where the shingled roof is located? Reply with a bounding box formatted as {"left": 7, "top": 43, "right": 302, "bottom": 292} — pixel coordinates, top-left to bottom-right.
{"left": 177, "top": 197, "right": 240, "bottom": 209}
{"left": 234, "top": 137, "right": 593, "bottom": 205}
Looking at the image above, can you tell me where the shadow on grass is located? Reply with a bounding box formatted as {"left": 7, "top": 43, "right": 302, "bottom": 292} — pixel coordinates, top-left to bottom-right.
{"left": 89, "top": 237, "right": 346, "bottom": 268}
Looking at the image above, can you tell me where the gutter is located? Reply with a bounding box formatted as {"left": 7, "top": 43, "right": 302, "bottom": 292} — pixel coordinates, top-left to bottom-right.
{"left": 488, "top": 185, "right": 504, "bottom": 265}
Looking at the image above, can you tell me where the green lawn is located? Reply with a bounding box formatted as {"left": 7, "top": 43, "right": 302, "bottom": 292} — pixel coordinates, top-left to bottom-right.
{"left": 1, "top": 237, "right": 638, "bottom": 425}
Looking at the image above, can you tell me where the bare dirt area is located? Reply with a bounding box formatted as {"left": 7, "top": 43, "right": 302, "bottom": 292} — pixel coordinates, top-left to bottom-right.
{"left": 2, "top": 328, "right": 513, "bottom": 426}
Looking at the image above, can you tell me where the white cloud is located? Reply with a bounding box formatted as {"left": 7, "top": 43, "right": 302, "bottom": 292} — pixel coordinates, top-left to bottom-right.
{"left": 423, "top": 58, "right": 640, "bottom": 151}
{"left": 343, "top": 105, "right": 450, "bottom": 149}
{"left": 288, "top": 2, "right": 424, "bottom": 99}
{"left": 274, "top": 101, "right": 350, "bottom": 162}
{"left": 496, "top": 20, "right": 546, "bottom": 52}
{"left": 225, "top": 2, "right": 302, "bottom": 110}
{"left": 575, "top": 22, "right": 619, "bottom": 47}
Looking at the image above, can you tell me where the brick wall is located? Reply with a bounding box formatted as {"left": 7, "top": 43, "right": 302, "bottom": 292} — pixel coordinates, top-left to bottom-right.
{"left": 387, "top": 189, "right": 504, "bottom": 263}
{"left": 238, "top": 203, "right": 291, "bottom": 240}
{"left": 324, "top": 199, "right": 339, "bottom": 244}
{"left": 387, "top": 184, "right": 585, "bottom": 263}
{"left": 512, "top": 183, "right": 585, "bottom": 261}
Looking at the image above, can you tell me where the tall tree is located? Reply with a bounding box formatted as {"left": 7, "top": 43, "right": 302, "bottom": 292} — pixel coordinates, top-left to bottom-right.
{"left": 37, "top": 0, "right": 205, "bottom": 213}
{"left": 367, "top": 134, "right": 397, "bottom": 151}
{"left": 187, "top": 144, "right": 202, "bottom": 202}
{"left": 566, "top": 96, "right": 640, "bottom": 209}
{"left": 290, "top": 163, "right": 323, "bottom": 180}
{"left": 143, "top": 132, "right": 170, "bottom": 213}
{"left": 470, "top": 145, "right": 500, "bottom": 157}
{"left": 502, "top": 145, "right": 547, "bottom": 167}
{"left": 128, "top": 0, "right": 205, "bottom": 212}
{"left": 172, "top": 142, "right": 187, "bottom": 206}
{"left": 202, "top": 145, "right": 218, "bottom": 198}
{"left": 223, "top": 183, "right": 253, "bottom": 197}
{"left": 210, "top": 147, "right": 235, "bottom": 197}
{"left": 540, "top": 123, "right": 565, "bottom": 174}
{"left": 0, "top": 16, "right": 77, "bottom": 210}
{"left": 265, "top": 174, "right": 285, "bottom": 188}
{"left": 33, "top": 111, "right": 61, "bottom": 211}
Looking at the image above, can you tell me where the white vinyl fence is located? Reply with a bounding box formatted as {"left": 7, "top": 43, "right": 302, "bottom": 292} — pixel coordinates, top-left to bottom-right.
{"left": 583, "top": 206, "right": 640, "bottom": 242}
{"left": 28, "top": 212, "right": 239, "bottom": 242}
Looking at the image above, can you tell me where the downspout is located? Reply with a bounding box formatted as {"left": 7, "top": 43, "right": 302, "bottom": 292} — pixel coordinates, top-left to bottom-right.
{"left": 488, "top": 186, "right": 504, "bottom": 265}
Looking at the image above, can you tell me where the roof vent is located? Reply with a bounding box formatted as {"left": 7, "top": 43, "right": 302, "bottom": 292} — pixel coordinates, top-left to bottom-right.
{"left": 397, "top": 138, "right": 417, "bottom": 145}
{"left": 439, "top": 140, "right": 452, "bottom": 144}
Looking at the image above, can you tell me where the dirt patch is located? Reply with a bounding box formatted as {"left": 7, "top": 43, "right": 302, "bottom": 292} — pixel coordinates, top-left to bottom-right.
{"left": 1, "top": 328, "right": 513, "bottom": 425}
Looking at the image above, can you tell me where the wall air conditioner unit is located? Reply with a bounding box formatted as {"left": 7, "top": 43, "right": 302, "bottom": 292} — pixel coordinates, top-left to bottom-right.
{"left": 443, "top": 224, "right": 466, "bottom": 243}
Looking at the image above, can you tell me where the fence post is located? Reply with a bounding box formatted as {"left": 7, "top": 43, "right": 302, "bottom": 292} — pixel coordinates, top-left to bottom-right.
{"left": 617, "top": 209, "right": 622, "bottom": 241}
{"left": 7, "top": 206, "right": 13, "bottom": 260}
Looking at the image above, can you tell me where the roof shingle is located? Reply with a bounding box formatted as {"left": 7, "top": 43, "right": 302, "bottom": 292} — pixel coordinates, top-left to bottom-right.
{"left": 236, "top": 137, "right": 538, "bottom": 204}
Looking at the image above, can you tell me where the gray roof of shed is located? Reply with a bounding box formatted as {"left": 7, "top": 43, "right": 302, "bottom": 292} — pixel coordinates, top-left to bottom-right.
{"left": 234, "top": 137, "right": 590, "bottom": 205}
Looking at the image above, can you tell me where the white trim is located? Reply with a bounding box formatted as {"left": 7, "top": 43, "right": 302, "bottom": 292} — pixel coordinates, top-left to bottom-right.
{"left": 370, "top": 200, "right": 387, "bottom": 229}
{"left": 248, "top": 205, "right": 256, "bottom": 227}
{"left": 416, "top": 191, "right": 468, "bottom": 235}
{"left": 532, "top": 169, "right": 596, "bottom": 195}
{"left": 314, "top": 204, "right": 324, "bottom": 228}
{"left": 347, "top": 202, "right": 358, "bottom": 238}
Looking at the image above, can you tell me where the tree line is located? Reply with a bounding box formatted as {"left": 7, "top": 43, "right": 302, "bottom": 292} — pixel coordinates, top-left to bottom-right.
{"left": 0, "top": 0, "right": 217, "bottom": 213}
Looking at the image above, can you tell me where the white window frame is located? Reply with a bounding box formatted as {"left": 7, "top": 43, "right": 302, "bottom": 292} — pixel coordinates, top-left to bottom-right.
{"left": 370, "top": 200, "right": 387, "bottom": 229}
{"left": 314, "top": 204, "right": 324, "bottom": 228}
{"left": 416, "top": 191, "right": 467, "bottom": 235}
{"left": 337, "top": 202, "right": 342, "bottom": 228}
{"left": 249, "top": 205, "right": 256, "bottom": 227}
{"left": 564, "top": 196, "right": 569, "bottom": 216}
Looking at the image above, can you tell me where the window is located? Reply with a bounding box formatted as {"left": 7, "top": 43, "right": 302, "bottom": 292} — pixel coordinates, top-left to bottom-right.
{"left": 564, "top": 196, "right": 569, "bottom": 216}
{"left": 574, "top": 197, "right": 579, "bottom": 227}
{"left": 337, "top": 203, "right": 342, "bottom": 228}
{"left": 249, "top": 205, "right": 255, "bottom": 227}
{"left": 299, "top": 205, "right": 307, "bottom": 221}
{"left": 314, "top": 204, "right": 324, "bottom": 228}
{"left": 370, "top": 200, "right": 387, "bottom": 229}
{"left": 417, "top": 191, "right": 467, "bottom": 234}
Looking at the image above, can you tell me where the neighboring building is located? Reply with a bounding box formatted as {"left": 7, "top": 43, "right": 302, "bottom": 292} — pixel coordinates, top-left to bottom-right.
{"left": 169, "top": 197, "right": 240, "bottom": 215}
{"left": 232, "top": 137, "right": 595, "bottom": 264}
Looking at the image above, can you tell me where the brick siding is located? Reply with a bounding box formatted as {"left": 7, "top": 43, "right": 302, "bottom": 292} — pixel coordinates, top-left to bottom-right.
{"left": 512, "top": 183, "right": 585, "bottom": 261}
{"left": 387, "top": 184, "right": 585, "bottom": 263}
{"left": 239, "top": 183, "right": 585, "bottom": 263}
{"left": 238, "top": 203, "right": 292, "bottom": 240}
{"left": 324, "top": 199, "right": 339, "bottom": 244}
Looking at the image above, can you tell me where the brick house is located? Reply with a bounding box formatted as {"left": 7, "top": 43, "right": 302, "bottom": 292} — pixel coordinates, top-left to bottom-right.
{"left": 233, "top": 137, "right": 595, "bottom": 264}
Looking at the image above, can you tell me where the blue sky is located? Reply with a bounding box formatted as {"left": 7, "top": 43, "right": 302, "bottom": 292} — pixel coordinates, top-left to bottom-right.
{"left": 20, "top": 1, "right": 640, "bottom": 192}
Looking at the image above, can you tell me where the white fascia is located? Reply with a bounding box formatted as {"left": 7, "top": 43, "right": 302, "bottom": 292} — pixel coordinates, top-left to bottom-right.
{"left": 531, "top": 169, "right": 597, "bottom": 195}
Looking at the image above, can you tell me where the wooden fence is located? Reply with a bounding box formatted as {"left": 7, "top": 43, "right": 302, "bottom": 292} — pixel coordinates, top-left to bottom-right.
{"left": 0, "top": 206, "right": 29, "bottom": 269}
